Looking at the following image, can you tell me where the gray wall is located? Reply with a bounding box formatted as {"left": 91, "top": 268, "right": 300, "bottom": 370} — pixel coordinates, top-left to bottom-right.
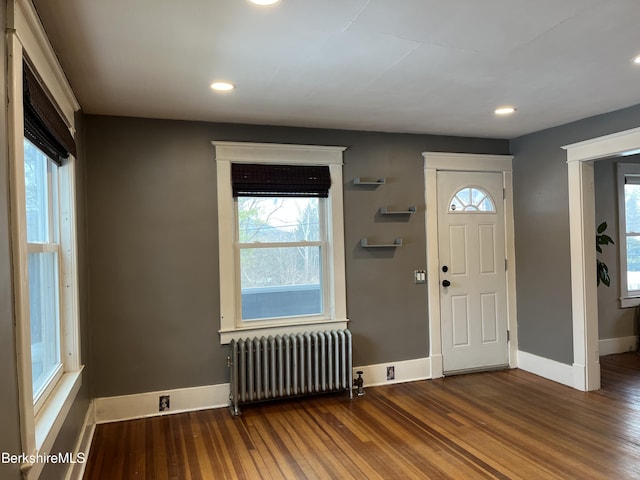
{"left": 511, "top": 104, "right": 640, "bottom": 364}
{"left": 594, "top": 156, "right": 639, "bottom": 342}
{"left": 0, "top": 1, "right": 23, "bottom": 478}
{"left": 84, "top": 115, "right": 508, "bottom": 397}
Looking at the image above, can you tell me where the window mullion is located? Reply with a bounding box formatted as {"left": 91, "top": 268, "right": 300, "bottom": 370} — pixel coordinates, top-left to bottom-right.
{"left": 26, "top": 242, "right": 58, "bottom": 254}
{"left": 237, "top": 241, "right": 323, "bottom": 249}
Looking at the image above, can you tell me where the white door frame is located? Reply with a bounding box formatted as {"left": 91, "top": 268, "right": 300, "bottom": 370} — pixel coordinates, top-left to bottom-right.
{"left": 423, "top": 152, "right": 518, "bottom": 378}
{"left": 563, "top": 126, "right": 640, "bottom": 391}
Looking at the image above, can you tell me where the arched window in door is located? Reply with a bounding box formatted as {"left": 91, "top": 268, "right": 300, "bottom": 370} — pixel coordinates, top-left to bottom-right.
{"left": 449, "top": 186, "right": 496, "bottom": 213}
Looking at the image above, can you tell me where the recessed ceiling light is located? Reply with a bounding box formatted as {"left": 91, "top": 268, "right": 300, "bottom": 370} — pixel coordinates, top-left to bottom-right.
{"left": 633, "top": 55, "right": 640, "bottom": 64}
{"left": 494, "top": 106, "right": 516, "bottom": 115}
{"left": 210, "top": 81, "right": 235, "bottom": 92}
{"left": 249, "top": 0, "right": 280, "bottom": 5}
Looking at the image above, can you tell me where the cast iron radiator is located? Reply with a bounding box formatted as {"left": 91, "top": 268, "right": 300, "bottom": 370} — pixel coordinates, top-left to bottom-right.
{"left": 228, "top": 329, "right": 353, "bottom": 415}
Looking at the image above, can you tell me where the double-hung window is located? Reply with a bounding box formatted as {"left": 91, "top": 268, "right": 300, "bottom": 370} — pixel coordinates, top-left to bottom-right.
{"left": 8, "top": 29, "right": 81, "bottom": 475}
{"left": 617, "top": 163, "right": 640, "bottom": 307}
{"left": 215, "top": 142, "right": 348, "bottom": 343}
{"left": 237, "top": 194, "right": 326, "bottom": 321}
{"left": 24, "top": 138, "right": 63, "bottom": 410}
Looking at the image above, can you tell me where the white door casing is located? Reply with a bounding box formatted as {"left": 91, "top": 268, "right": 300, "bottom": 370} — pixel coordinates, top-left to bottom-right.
{"left": 563, "top": 126, "right": 640, "bottom": 392}
{"left": 423, "top": 152, "right": 517, "bottom": 379}
{"left": 438, "top": 172, "right": 509, "bottom": 373}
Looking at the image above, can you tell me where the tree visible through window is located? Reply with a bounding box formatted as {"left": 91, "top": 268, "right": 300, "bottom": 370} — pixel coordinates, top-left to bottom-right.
{"left": 237, "top": 196, "right": 325, "bottom": 320}
{"left": 623, "top": 177, "right": 640, "bottom": 292}
{"left": 24, "top": 138, "right": 63, "bottom": 402}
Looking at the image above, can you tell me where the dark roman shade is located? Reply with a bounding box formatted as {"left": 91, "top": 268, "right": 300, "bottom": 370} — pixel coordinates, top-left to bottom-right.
{"left": 23, "top": 62, "right": 77, "bottom": 165}
{"left": 232, "top": 163, "right": 331, "bottom": 198}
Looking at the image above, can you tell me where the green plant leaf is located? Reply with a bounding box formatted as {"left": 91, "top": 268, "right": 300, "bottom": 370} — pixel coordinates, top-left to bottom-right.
{"left": 596, "top": 222, "right": 614, "bottom": 287}
{"left": 597, "top": 234, "right": 615, "bottom": 245}
{"left": 597, "top": 260, "right": 611, "bottom": 287}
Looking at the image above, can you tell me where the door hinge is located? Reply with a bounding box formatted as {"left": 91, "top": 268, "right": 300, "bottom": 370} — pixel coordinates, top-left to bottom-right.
{"left": 505, "top": 259, "right": 507, "bottom": 271}
{"left": 507, "top": 330, "right": 510, "bottom": 342}
{"left": 503, "top": 188, "right": 506, "bottom": 200}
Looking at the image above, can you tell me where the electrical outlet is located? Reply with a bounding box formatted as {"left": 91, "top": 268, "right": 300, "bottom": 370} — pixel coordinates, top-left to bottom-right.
{"left": 386, "top": 366, "right": 395, "bottom": 381}
{"left": 159, "top": 395, "right": 170, "bottom": 412}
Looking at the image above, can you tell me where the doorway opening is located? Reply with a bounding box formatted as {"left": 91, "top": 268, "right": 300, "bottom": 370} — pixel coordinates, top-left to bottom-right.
{"left": 563, "top": 126, "right": 640, "bottom": 391}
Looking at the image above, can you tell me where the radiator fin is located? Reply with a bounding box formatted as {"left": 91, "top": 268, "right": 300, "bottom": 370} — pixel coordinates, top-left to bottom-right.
{"left": 229, "top": 329, "right": 353, "bottom": 415}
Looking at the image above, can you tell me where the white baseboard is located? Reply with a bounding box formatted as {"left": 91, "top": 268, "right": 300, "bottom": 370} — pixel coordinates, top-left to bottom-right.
{"left": 94, "top": 384, "right": 230, "bottom": 424}
{"left": 517, "top": 350, "right": 575, "bottom": 388}
{"left": 353, "top": 357, "right": 431, "bottom": 387}
{"left": 65, "top": 401, "right": 95, "bottom": 480}
{"left": 93, "top": 356, "right": 433, "bottom": 424}
{"left": 599, "top": 336, "right": 638, "bottom": 356}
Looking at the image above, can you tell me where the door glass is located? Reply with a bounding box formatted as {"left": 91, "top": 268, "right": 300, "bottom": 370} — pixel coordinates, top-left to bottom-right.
{"left": 449, "top": 187, "right": 495, "bottom": 213}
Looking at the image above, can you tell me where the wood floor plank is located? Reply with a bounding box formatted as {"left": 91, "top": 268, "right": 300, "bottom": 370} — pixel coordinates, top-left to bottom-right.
{"left": 83, "top": 352, "right": 640, "bottom": 479}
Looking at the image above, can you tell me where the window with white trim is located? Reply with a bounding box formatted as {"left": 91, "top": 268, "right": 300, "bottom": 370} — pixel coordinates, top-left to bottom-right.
{"left": 617, "top": 163, "right": 640, "bottom": 307}
{"left": 214, "top": 142, "right": 348, "bottom": 344}
{"left": 8, "top": 4, "right": 82, "bottom": 470}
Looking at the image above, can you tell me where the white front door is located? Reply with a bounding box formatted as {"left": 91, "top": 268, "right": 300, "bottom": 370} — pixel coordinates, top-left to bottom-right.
{"left": 437, "top": 171, "right": 509, "bottom": 374}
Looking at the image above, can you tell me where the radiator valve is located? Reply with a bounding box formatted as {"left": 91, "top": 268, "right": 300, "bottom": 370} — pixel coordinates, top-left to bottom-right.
{"left": 354, "top": 370, "right": 365, "bottom": 396}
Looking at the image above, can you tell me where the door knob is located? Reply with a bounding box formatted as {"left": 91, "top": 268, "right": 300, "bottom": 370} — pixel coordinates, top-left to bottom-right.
{"left": 442, "top": 279, "right": 451, "bottom": 287}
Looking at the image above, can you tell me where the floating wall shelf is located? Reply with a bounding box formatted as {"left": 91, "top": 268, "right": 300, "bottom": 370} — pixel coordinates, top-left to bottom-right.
{"left": 353, "top": 177, "right": 386, "bottom": 186}
{"left": 360, "top": 237, "right": 403, "bottom": 248}
{"left": 379, "top": 206, "right": 416, "bottom": 215}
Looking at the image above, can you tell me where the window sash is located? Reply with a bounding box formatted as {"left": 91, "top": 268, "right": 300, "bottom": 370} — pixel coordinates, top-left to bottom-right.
{"left": 235, "top": 196, "right": 330, "bottom": 325}
{"left": 24, "top": 142, "right": 64, "bottom": 407}
{"left": 617, "top": 163, "right": 640, "bottom": 305}
{"left": 239, "top": 246, "right": 325, "bottom": 321}
{"left": 27, "top": 250, "right": 62, "bottom": 400}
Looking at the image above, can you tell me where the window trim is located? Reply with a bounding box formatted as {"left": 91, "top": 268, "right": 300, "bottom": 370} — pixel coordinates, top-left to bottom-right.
{"left": 8, "top": 1, "right": 82, "bottom": 478}
{"left": 617, "top": 163, "right": 640, "bottom": 307}
{"left": 214, "top": 141, "right": 348, "bottom": 344}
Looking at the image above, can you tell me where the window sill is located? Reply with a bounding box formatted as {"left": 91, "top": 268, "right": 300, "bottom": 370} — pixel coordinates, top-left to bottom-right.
{"left": 620, "top": 297, "right": 640, "bottom": 308}
{"left": 23, "top": 367, "right": 83, "bottom": 479}
{"left": 220, "top": 319, "right": 349, "bottom": 344}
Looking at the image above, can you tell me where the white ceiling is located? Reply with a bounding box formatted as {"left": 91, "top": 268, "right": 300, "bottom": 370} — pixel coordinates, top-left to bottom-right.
{"left": 33, "top": 0, "right": 640, "bottom": 139}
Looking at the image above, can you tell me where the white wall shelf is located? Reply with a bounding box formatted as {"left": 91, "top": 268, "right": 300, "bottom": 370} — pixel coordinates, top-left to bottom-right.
{"left": 360, "top": 237, "right": 403, "bottom": 248}
{"left": 379, "top": 206, "right": 416, "bottom": 215}
{"left": 353, "top": 177, "right": 386, "bottom": 186}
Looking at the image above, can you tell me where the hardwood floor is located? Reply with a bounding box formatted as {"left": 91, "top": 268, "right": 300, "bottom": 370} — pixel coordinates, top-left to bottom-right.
{"left": 83, "top": 353, "right": 640, "bottom": 479}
